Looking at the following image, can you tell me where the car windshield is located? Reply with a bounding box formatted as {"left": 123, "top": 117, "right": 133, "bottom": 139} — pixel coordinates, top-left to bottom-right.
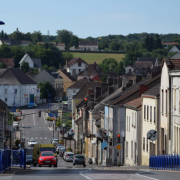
{"left": 41, "top": 152, "right": 54, "bottom": 156}
{"left": 40, "top": 147, "right": 56, "bottom": 153}
{"left": 58, "top": 146, "right": 64, "bottom": 148}
{"left": 26, "top": 155, "right": 32, "bottom": 159}
{"left": 75, "top": 156, "right": 84, "bottom": 159}
{"left": 30, "top": 140, "right": 36, "bottom": 142}
{"left": 53, "top": 139, "right": 58, "bottom": 142}
{"left": 68, "top": 154, "right": 74, "bottom": 156}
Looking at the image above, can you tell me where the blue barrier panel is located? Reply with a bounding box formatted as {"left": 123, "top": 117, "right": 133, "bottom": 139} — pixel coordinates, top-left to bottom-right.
{"left": 0, "top": 149, "right": 11, "bottom": 173}
{"left": 149, "top": 154, "right": 180, "bottom": 171}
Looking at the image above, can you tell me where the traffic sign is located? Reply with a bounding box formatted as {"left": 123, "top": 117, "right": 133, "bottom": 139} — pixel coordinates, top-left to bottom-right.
{"left": 115, "top": 144, "right": 122, "bottom": 151}
{"left": 147, "top": 130, "right": 158, "bottom": 141}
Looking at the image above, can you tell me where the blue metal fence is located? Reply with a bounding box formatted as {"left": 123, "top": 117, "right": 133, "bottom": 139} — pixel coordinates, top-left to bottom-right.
{"left": 11, "top": 149, "right": 26, "bottom": 169}
{"left": 0, "top": 149, "right": 11, "bottom": 173}
{"left": 149, "top": 154, "right": 180, "bottom": 170}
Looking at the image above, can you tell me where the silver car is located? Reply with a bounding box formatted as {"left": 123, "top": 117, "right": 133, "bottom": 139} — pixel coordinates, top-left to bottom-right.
{"left": 65, "top": 152, "right": 74, "bottom": 162}
{"left": 52, "top": 139, "right": 58, "bottom": 146}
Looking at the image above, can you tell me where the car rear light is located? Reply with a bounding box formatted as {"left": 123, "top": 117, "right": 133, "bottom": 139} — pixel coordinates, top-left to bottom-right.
{"left": 67, "top": 155, "right": 68, "bottom": 158}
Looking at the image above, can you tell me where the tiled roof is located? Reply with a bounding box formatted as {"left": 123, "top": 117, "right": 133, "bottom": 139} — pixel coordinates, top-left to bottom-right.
{"left": 137, "top": 57, "right": 157, "bottom": 63}
{"left": 32, "top": 58, "right": 42, "bottom": 68}
{"left": 110, "top": 73, "right": 161, "bottom": 106}
{"left": 78, "top": 63, "right": 102, "bottom": 76}
{"left": 170, "top": 52, "right": 180, "bottom": 60}
{"left": 124, "top": 97, "right": 142, "bottom": 109}
{"left": 60, "top": 69, "right": 76, "bottom": 81}
{"left": 142, "top": 84, "right": 160, "bottom": 97}
{"left": 68, "top": 78, "right": 89, "bottom": 89}
{"left": 74, "top": 82, "right": 101, "bottom": 99}
{"left": 79, "top": 41, "right": 98, "bottom": 46}
{"left": 66, "top": 58, "right": 88, "bottom": 67}
{"left": 0, "top": 99, "right": 7, "bottom": 111}
{"left": 0, "top": 68, "right": 37, "bottom": 84}
{"left": 45, "top": 69, "right": 62, "bottom": 78}
{"left": 135, "top": 61, "right": 153, "bottom": 69}
{"left": 57, "top": 43, "right": 65, "bottom": 46}
{"left": 0, "top": 58, "right": 15, "bottom": 66}
{"left": 162, "top": 42, "right": 178, "bottom": 45}
{"left": 20, "top": 40, "right": 32, "bottom": 44}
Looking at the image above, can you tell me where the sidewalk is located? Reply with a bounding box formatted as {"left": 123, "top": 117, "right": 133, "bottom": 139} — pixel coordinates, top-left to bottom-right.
{"left": 0, "top": 167, "right": 32, "bottom": 175}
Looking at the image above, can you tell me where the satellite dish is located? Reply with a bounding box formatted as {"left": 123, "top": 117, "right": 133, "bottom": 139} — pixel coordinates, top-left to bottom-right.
{"left": 147, "top": 130, "right": 157, "bottom": 141}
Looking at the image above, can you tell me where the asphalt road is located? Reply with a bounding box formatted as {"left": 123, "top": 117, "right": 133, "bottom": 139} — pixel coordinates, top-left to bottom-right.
{"left": 5, "top": 103, "right": 180, "bottom": 180}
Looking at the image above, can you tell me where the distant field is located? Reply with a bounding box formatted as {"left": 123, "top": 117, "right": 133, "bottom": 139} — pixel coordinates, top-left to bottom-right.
{"left": 70, "top": 52, "right": 125, "bottom": 64}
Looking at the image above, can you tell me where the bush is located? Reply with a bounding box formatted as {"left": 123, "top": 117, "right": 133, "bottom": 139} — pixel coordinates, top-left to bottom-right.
{"left": 46, "top": 117, "right": 57, "bottom": 121}
{"left": 66, "top": 147, "right": 72, "bottom": 152}
{"left": 59, "top": 139, "right": 64, "bottom": 144}
{"left": 15, "top": 139, "right": 20, "bottom": 146}
{"left": 75, "top": 151, "right": 81, "bottom": 154}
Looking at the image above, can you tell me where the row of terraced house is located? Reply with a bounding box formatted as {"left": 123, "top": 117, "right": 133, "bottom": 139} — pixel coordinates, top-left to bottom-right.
{"left": 70, "top": 52, "right": 180, "bottom": 166}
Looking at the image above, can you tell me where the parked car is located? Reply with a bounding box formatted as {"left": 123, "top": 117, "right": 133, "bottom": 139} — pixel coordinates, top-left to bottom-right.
{"left": 52, "top": 139, "right": 58, "bottom": 146}
{"left": 28, "top": 139, "right": 37, "bottom": 147}
{"left": 63, "top": 151, "right": 69, "bottom": 160}
{"left": 51, "top": 137, "right": 56, "bottom": 144}
{"left": 73, "top": 154, "right": 86, "bottom": 167}
{"left": 55, "top": 143, "right": 64, "bottom": 148}
{"left": 56, "top": 146, "right": 64, "bottom": 153}
{"left": 38, "top": 151, "right": 57, "bottom": 167}
{"left": 59, "top": 148, "right": 66, "bottom": 157}
{"left": 64, "top": 152, "right": 74, "bottom": 162}
{"left": 55, "top": 97, "right": 62, "bottom": 102}
{"left": 26, "top": 155, "right": 33, "bottom": 164}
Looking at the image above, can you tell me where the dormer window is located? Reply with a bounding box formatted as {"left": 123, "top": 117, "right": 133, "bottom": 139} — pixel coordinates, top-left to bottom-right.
{"left": 78, "top": 62, "right": 81, "bottom": 67}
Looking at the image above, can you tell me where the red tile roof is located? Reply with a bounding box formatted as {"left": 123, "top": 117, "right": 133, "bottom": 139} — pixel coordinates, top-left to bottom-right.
{"left": 124, "top": 97, "right": 142, "bottom": 109}
{"left": 57, "top": 43, "right": 65, "bottom": 46}
{"left": 0, "top": 58, "right": 15, "bottom": 66}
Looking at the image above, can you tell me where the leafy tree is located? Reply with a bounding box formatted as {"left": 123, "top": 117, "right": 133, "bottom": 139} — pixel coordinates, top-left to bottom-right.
{"left": 151, "top": 48, "right": 167, "bottom": 61}
{"left": 23, "top": 32, "right": 32, "bottom": 41}
{"left": 56, "top": 30, "right": 73, "bottom": 50}
{"left": 9, "top": 29, "right": 23, "bottom": 42}
{"left": 69, "top": 35, "right": 79, "bottom": 48}
{"left": 142, "top": 34, "right": 154, "bottom": 52}
{"left": 31, "top": 31, "right": 42, "bottom": 44}
{"left": 154, "top": 34, "right": 162, "bottom": 49}
{"left": 41, "top": 65, "right": 49, "bottom": 70}
{"left": 0, "top": 30, "right": 4, "bottom": 39}
{"left": 0, "top": 62, "right": 7, "bottom": 68}
{"left": 62, "top": 52, "right": 74, "bottom": 62}
{"left": 30, "top": 67, "right": 39, "bottom": 74}
{"left": 21, "top": 62, "right": 29, "bottom": 73}
{"left": 117, "top": 61, "right": 125, "bottom": 75}
{"left": 0, "top": 43, "right": 11, "bottom": 57}
{"left": 38, "top": 82, "right": 56, "bottom": 100}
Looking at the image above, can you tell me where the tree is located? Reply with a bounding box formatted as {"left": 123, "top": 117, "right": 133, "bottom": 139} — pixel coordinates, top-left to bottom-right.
{"left": 69, "top": 35, "right": 79, "bottom": 48}
{"left": 0, "top": 43, "right": 11, "bottom": 58}
{"left": 9, "top": 28, "right": 23, "bottom": 42}
{"left": 38, "top": 82, "right": 56, "bottom": 100}
{"left": 0, "top": 62, "right": 7, "bottom": 68}
{"left": 41, "top": 65, "right": 49, "bottom": 70}
{"left": 56, "top": 30, "right": 73, "bottom": 50}
{"left": 0, "top": 30, "right": 4, "bottom": 39}
{"left": 62, "top": 52, "right": 74, "bottom": 62}
{"left": 21, "top": 62, "right": 29, "bottom": 73}
{"left": 31, "top": 31, "right": 42, "bottom": 44}
{"left": 30, "top": 67, "right": 39, "bottom": 74}
{"left": 154, "top": 34, "right": 162, "bottom": 49}
{"left": 117, "top": 61, "right": 125, "bottom": 75}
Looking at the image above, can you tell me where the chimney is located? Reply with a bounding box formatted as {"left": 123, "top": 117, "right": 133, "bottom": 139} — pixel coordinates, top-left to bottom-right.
{"left": 117, "top": 78, "right": 122, "bottom": 88}
{"left": 139, "top": 84, "right": 148, "bottom": 97}
{"left": 107, "top": 78, "right": 113, "bottom": 86}
{"left": 66, "top": 60, "right": 68, "bottom": 66}
{"left": 94, "top": 87, "right": 101, "bottom": 100}
{"left": 108, "top": 86, "right": 114, "bottom": 95}
{"left": 126, "top": 80, "right": 133, "bottom": 88}
{"left": 101, "top": 83, "right": 108, "bottom": 94}
{"left": 135, "top": 75, "right": 142, "bottom": 83}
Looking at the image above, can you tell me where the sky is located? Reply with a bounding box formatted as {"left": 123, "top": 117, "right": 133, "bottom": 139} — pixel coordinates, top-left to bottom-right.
{"left": 1, "top": 0, "right": 180, "bottom": 38}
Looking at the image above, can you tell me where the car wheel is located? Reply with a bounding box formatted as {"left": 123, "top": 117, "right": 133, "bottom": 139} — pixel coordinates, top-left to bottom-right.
{"left": 33, "top": 163, "right": 36, "bottom": 167}
{"left": 49, "top": 165, "right": 51, "bottom": 167}
{"left": 73, "top": 164, "right": 75, "bottom": 166}
{"left": 39, "top": 164, "right": 41, "bottom": 167}
{"left": 83, "top": 165, "right": 86, "bottom": 168}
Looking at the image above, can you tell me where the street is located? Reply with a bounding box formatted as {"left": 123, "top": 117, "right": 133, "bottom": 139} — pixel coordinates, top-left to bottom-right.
{"left": 2, "top": 104, "right": 179, "bottom": 180}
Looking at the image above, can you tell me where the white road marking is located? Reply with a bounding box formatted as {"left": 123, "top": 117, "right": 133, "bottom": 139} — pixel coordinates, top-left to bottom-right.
{"left": 40, "top": 137, "right": 42, "bottom": 139}
{"left": 135, "top": 172, "right": 159, "bottom": 180}
{"left": 35, "top": 137, "right": 38, "bottom": 139}
{"left": 31, "top": 137, "right": 33, "bottom": 139}
{"left": 33, "top": 113, "right": 35, "bottom": 126}
{"left": 26, "top": 138, "right": 29, "bottom": 139}
{"left": 39, "top": 127, "right": 41, "bottom": 128}
{"left": 44, "top": 138, "right": 47, "bottom": 139}
{"left": 79, "top": 169, "right": 93, "bottom": 180}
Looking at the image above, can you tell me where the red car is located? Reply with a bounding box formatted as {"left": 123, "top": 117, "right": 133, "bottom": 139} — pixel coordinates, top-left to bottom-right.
{"left": 38, "top": 151, "right": 57, "bottom": 167}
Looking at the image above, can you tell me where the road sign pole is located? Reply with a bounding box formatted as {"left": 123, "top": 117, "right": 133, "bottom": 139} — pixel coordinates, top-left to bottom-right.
{"left": 151, "top": 140, "right": 153, "bottom": 156}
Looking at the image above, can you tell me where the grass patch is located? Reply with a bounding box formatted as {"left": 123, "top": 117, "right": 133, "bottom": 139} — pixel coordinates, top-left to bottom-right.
{"left": 70, "top": 52, "right": 125, "bottom": 64}
{"left": 63, "top": 112, "right": 71, "bottom": 117}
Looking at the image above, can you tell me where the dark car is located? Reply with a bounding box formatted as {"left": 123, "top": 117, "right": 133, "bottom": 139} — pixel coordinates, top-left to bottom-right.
{"left": 59, "top": 148, "right": 66, "bottom": 157}
{"left": 26, "top": 155, "right": 33, "bottom": 164}
{"left": 73, "top": 154, "right": 86, "bottom": 167}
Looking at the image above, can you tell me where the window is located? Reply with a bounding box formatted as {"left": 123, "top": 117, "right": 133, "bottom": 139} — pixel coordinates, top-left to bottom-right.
{"left": 126, "top": 141, "right": 128, "bottom": 157}
{"left": 129, "top": 116, "right": 130, "bottom": 132}
{"left": 131, "top": 141, "right": 133, "bottom": 158}
{"left": 5, "top": 98, "right": 7, "bottom": 102}
{"left": 143, "top": 137, "right": 145, "bottom": 150}
{"left": 162, "top": 89, "right": 164, "bottom": 113}
{"left": 147, "top": 105, "right": 149, "bottom": 120}
{"left": 14, "top": 89, "right": 17, "bottom": 94}
{"left": 5, "top": 89, "right": 7, "bottom": 94}
{"left": 150, "top": 106, "right": 152, "bottom": 122}
{"left": 174, "top": 88, "right": 176, "bottom": 110}
{"left": 166, "top": 90, "right": 167, "bottom": 113}
{"left": 154, "top": 107, "right": 156, "bottom": 123}
{"left": 79, "top": 69, "right": 81, "bottom": 72}
{"left": 73, "top": 90, "right": 76, "bottom": 93}
{"left": 72, "top": 69, "right": 76, "bottom": 74}
{"left": 144, "top": 105, "right": 146, "bottom": 119}
{"left": 78, "top": 62, "right": 81, "bottom": 67}
{"left": 127, "top": 116, "right": 128, "bottom": 131}
{"left": 146, "top": 137, "right": 148, "bottom": 152}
